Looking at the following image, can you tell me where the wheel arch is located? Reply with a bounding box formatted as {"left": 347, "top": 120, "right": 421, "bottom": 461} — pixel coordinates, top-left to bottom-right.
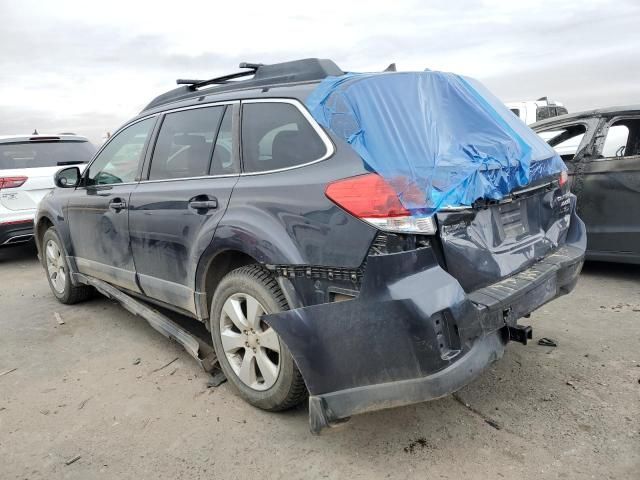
{"left": 34, "top": 215, "right": 54, "bottom": 253}
{"left": 195, "top": 248, "right": 260, "bottom": 324}
{"left": 35, "top": 213, "right": 81, "bottom": 284}
{"left": 194, "top": 220, "right": 306, "bottom": 322}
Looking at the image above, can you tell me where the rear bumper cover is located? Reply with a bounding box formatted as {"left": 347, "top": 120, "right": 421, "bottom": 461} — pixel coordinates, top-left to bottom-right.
{"left": 265, "top": 207, "right": 586, "bottom": 434}
{"left": 0, "top": 219, "right": 34, "bottom": 246}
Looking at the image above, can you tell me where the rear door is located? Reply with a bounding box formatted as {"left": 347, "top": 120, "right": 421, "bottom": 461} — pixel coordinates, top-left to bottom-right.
{"left": 67, "top": 117, "right": 156, "bottom": 291}
{"left": 128, "top": 103, "right": 239, "bottom": 314}
{"left": 578, "top": 116, "right": 640, "bottom": 257}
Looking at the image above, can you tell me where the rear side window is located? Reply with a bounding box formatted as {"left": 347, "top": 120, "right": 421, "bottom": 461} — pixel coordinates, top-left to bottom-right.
{"left": 210, "top": 107, "right": 235, "bottom": 175}
{"left": 149, "top": 106, "right": 228, "bottom": 180}
{"left": 241, "top": 102, "right": 327, "bottom": 173}
{"left": 602, "top": 119, "right": 640, "bottom": 158}
{"left": 0, "top": 141, "right": 95, "bottom": 170}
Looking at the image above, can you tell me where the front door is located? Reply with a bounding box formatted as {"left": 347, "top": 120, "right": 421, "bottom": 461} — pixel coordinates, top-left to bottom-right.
{"left": 67, "top": 117, "right": 156, "bottom": 291}
{"left": 128, "top": 104, "right": 239, "bottom": 314}
{"left": 578, "top": 116, "right": 640, "bottom": 257}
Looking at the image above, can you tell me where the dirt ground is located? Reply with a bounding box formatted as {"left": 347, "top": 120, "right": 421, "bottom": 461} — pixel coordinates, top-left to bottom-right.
{"left": 0, "top": 243, "right": 638, "bottom": 480}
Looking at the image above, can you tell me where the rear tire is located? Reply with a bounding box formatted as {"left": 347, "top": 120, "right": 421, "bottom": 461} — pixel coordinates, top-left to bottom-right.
{"left": 210, "top": 265, "right": 307, "bottom": 411}
{"left": 42, "top": 227, "right": 93, "bottom": 304}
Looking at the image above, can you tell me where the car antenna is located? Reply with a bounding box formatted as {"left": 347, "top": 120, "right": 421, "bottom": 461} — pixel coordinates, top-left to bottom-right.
{"left": 176, "top": 62, "right": 264, "bottom": 91}
{"left": 383, "top": 63, "right": 397, "bottom": 72}
{"left": 32, "top": 128, "right": 39, "bottom": 135}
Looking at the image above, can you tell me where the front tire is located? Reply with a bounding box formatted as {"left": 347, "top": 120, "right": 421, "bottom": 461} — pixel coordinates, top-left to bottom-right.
{"left": 42, "top": 227, "right": 93, "bottom": 304}
{"left": 210, "top": 265, "right": 307, "bottom": 411}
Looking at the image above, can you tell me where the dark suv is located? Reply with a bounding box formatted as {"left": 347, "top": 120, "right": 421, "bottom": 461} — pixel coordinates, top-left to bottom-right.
{"left": 36, "top": 59, "right": 586, "bottom": 433}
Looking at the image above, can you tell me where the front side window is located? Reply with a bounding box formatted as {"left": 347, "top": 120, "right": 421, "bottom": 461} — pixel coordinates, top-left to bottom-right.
{"left": 241, "top": 102, "right": 327, "bottom": 173}
{"left": 149, "top": 106, "right": 228, "bottom": 180}
{"left": 538, "top": 124, "right": 587, "bottom": 161}
{"left": 86, "top": 118, "right": 155, "bottom": 186}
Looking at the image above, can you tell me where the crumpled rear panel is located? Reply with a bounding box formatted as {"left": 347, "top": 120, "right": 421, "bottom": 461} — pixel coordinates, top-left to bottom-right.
{"left": 436, "top": 190, "right": 576, "bottom": 291}
{"left": 306, "top": 71, "right": 566, "bottom": 214}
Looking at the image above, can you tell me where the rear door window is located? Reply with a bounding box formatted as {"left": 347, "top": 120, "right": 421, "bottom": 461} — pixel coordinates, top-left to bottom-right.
{"left": 538, "top": 125, "right": 586, "bottom": 161}
{"left": 241, "top": 102, "right": 328, "bottom": 173}
{"left": 149, "top": 106, "right": 227, "bottom": 180}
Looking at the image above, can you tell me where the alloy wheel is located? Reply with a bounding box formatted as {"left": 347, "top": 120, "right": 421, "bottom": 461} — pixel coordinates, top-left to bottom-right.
{"left": 45, "top": 239, "right": 66, "bottom": 294}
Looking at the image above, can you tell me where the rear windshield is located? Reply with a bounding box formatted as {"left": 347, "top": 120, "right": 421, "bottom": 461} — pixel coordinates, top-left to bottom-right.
{"left": 0, "top": 141, "right": 96, "bottom": 170}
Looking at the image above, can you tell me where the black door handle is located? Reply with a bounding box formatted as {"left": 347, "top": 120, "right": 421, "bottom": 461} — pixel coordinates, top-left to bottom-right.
{"left": 109, "top": 199, "right": 127, "bottom": 211}
{"left": 189, "top": 198, "right": 218, "bottom": 210}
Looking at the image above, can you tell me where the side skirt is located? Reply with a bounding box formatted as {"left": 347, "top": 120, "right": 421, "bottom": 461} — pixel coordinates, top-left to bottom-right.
{"left": 74, "top": 273, "right": 218, "bottom": 373}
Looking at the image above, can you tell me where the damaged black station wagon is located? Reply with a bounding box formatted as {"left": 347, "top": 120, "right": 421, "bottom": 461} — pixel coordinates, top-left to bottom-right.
{"left": 36, "top": 59, "right": 586, "bottom": 433}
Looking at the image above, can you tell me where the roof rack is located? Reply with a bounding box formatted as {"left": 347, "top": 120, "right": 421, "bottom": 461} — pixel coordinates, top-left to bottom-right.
{"left": 142, "top": 58, "right": 344, "bottom": 112}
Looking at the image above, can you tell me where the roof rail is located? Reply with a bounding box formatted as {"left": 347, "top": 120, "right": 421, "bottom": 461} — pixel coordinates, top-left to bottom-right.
{"left": 142, "top": 58, "right": 344, "bottom": 112}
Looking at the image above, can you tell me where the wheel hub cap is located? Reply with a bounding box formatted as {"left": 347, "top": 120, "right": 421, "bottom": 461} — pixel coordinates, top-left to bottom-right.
{"left": 219, "top": 293, "right": 281, "bottom": 391}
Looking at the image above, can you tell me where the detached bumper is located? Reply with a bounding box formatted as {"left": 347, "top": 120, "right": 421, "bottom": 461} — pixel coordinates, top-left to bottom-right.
{"left": 265, "top": 212, "right": 586, "bottom": 434}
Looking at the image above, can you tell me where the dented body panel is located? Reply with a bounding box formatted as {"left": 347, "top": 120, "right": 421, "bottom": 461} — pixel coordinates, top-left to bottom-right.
{"left": 436, "top": 185, "right": 575, "bottom": 292}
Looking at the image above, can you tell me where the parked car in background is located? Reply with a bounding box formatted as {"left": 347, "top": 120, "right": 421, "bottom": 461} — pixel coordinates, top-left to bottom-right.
{"left": 507, "top": 97, "right": 568, "bottom": 125}
{"left": 533, "top": 105, "right": 640, "bottom": 264}
{"left": 0, "top": 134, "right": 95, "bottom": 247}
{"left": 35, "top": 59, "right": 585, "bottom": 433}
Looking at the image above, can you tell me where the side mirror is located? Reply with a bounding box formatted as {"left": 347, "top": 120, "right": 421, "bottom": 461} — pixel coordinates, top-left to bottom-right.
{"left": 55, "top": 166, "right": 81, "bottom": 188}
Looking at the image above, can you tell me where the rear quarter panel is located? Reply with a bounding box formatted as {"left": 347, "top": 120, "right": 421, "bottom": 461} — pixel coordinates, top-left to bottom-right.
{"left": 205, "top": 143, "right": 377, "bottom": 269}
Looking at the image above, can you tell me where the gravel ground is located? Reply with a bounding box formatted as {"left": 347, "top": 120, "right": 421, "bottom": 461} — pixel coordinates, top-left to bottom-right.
{"left": 1, "top": 243, "right": 638, "bottom": 480}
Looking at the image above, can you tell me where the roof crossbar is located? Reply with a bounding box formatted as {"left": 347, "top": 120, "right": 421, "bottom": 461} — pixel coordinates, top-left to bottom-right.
{"left": 176, "top": 63, "right": 263, "bottom": 90}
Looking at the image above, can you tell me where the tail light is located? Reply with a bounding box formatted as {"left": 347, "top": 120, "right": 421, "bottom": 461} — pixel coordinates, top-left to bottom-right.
{"left": 559, "top": 170, "right": 568, "bottom": 187}
{"left": 558, "top": 170, "right": 570, "bottom": 194}
{"left": 0, "top": 176, "right": 28, "bottom": 190}
{"left": 325, "top": 173, "right": 437, "bottom": 234}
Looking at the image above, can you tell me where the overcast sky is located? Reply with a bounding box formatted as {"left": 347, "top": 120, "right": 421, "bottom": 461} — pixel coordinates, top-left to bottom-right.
{"left": 1, "top": 0, "right": 638, "bottom": 143}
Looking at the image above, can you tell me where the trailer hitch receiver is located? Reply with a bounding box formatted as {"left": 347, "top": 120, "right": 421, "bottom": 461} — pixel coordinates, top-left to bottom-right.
{"left": 507, "top": 325, "right": 533, "bottom": 345}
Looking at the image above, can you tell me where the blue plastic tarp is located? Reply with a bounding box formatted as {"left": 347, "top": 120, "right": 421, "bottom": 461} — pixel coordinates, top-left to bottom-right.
{"left": 306, "top": 71, "right": 566, "bottom": 214}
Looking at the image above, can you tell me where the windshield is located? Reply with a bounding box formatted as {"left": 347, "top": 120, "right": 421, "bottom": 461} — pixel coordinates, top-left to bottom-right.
{"left": 0, "top": 141, "right": 96, "bottom": 170}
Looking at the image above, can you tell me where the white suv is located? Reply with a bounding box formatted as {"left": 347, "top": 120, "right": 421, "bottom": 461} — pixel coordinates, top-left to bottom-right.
{"left": 506, "top": 97, "right": 568, "bottom": 125}
{"left": 0, "top": 134, "right": 95, "bottom": 246}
